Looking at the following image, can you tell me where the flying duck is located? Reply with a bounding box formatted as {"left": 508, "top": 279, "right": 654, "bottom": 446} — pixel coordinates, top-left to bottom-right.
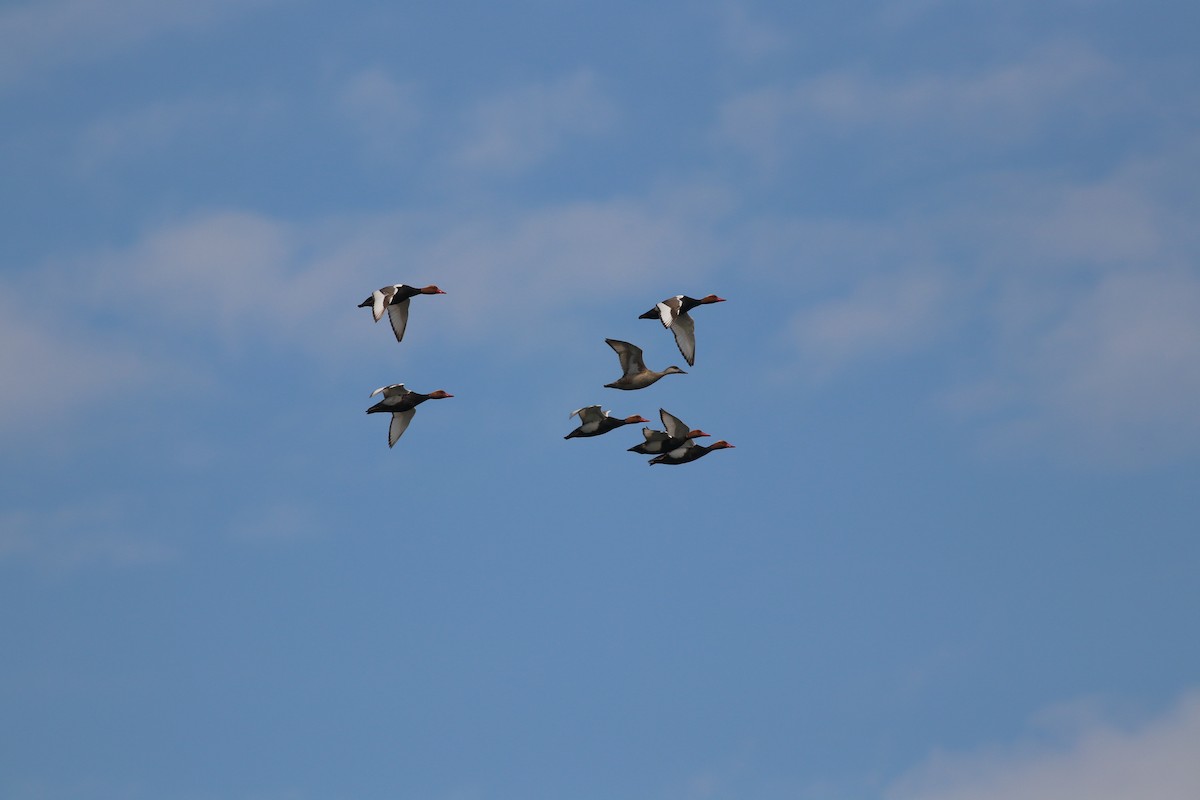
{"left": 603, "top": 338, "right": 686, "bottom": 390}
{"left": 366, "top": 384, "right": 454, "bottom": 447}
{"left": 358, "top": 284, "right": 446, "bottom": 342}
{"left": 564, "top": 406, "right": 650, "bottom": 439}
{"left": 628, "top": 407, "right": 711, "bottom": 454}
{"left": 649, "top": 440, "right": 735, "bottom": 466}
{"left": 638, "top": 294, "right": 726, "bottom": 366}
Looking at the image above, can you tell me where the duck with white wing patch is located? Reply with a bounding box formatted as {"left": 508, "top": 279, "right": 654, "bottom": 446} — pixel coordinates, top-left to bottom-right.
{"left": 366, "top": 384, "right": 454, "bottom": 447}
{"left": 358, "top": 284, "right": 446, "bottom": 342}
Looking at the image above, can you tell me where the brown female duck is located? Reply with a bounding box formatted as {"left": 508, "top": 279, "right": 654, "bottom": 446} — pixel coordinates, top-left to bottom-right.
{"left": 603, "top": 339, "right": 686, "bottom": 390}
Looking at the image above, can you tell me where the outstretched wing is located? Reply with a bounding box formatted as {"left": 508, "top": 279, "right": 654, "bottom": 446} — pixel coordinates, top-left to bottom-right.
{"left": 641, "top": 427, "right": 668, "bottom": 443}
{"left": 370, "top": 383, "right": 408, "bottom": 398}
{"left": 570, "top": 405, "right": 607, "bottom": 424}
{"left": 388, "top": 409, "right": 416, "bottom": 447}
{"left": 387, "top": 297, "right": 411, "bottom": 342}
{"left": 659, "top": 408, "right": 689, "bottom": 439}
{"left": 371, "top": 288, "right": 389, "bottom": 321}
{"left": 606, "top": 339, "right": 646, "bottom": 376}
{"left": 669, "top": 312, "right": 696, "bottom": 366}
{"left": 656, "top": 296, "right": 683, "bottom": 328}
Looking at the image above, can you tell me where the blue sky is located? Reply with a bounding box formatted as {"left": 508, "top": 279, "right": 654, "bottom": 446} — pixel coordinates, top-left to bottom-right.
{"left": 2, "top": 1, "right": 1199, "bottom": 798}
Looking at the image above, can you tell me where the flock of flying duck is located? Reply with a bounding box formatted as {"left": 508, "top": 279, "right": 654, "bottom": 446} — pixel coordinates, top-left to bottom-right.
{"left": 360, "top": 284, "right": 733, "bottom": 465}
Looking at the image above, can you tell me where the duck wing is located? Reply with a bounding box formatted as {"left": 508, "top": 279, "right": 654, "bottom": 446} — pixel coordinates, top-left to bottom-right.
{"left": 641, "top": 427, "right": 669, "bottom": 444}
{"left": 370, "top": 383, "right": 408, "bottom": 399}
{"left": 666, "top": 438, "right": 697, "bottom": 459}
{"left": 387, "top": 297, "right": 411, "bottom": 342}
{"left": 656, "top": 296, "right": 683, "bottom": 328}
{"left": 570, "top": 405, "right": 608, "bottom": 424}
{"left": 659, "top": 408, "right": 690, "bottom": 439}
{"left": 370, "top": 288, "right": 392, "bottom": 322}
{"left": 669, "top": 312, "right": 696, "bottom": 366}
{"left": 605, "top": 339, "right": 647, "bottom": 376}
{"left": 388, "top": 408, "right": 416, "bottom": 447}
{"left": 635, "top": 428, "right": 671, "bottom": 453}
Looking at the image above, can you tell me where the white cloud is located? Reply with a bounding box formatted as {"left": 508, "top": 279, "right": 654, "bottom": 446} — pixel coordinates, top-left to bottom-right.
{"left": 715, "top": 43, "right": 1114, "bottom": 165}
{"left": 932, "top": 140, "right": 1200, "bottom": 465}
{"left": 790, "top": 270, "right": 954, "bottom": 372}
{"left": 454, "top": 71, "right": 618, "bottom": 172}
{"left": 717, "top": 2, "right": 789, "bottom": 59}
{"left": 757, "top": 126, "right": 1200, "bottom": 466}
{"left": 74, "top": 190, "right": 728, "bottom": 356}
{"left": 92, "top": 211, "right": 301, "bottom": 342}
{"left": 945, "top": 172, "right": 1178, "bottom": 281}
{"left": 75, "top": 94, "right": 276, "bottom": 169}
{"left": 0, "top": 288, "right": 147, "bottom": 441}
{"left": 418, "top": 193, "right": 729, "bottom": 340}
{"left": 961, "top": 268, "right": 1200, "bottom": 466}
{"left": 887, "top": 691, "right": 1200, "bottom": 800}
{"left": 0, "top": 0, "right": 279, "bottom": 89}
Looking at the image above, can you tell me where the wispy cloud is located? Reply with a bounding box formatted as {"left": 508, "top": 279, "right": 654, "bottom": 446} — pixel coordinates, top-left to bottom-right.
{"left": 953, "top": 268, "right": 1200, "bottom": 466}
{"left": 0, "top": 0, "right": 279, "bottom": 90}
{"left": 715, "top": 43, "right": 1114, "bottom": 166}
{"left": 453, "top": 70, "right": 618, "bottom": 173}
{"left": 887, "top": 691, "right": 1200, "bottom": 800}
{"left": 754, "top": 114, "right": 1200, "bottom": 466}
{"left": 76, "top": 189, "right": 728, "bottom": 355}
{"left": 716, "top": 2, "right": 790, "bottom": 60}
{"left": 75, "top": 94, "right": 279, "bottom": 169}
{"left": 0, "top": 288, "right": 148, "bottom": 441}
{"left": 790, "top": 269, "right": 955, "bottom": 373}
{"left": 938, "top": 140, "right": 1200, "bottom": 466}
{"left": 92, "top": 211, "right": 302, "bottom": 342}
